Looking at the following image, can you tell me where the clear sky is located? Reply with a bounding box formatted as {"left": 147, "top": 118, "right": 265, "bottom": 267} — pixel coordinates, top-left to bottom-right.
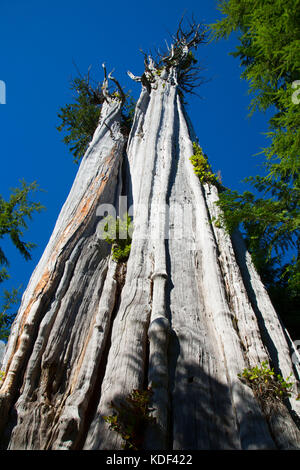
{"left": 0, "top": 0, "right": 272, "bottom": 311}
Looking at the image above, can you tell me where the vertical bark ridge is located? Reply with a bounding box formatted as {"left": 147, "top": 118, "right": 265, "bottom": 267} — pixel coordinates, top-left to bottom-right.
{"left": 83, "top": 82, "right": 165, "bottom": 450}
{"left": 203, "top": 183, "right": 300, "bottom": 448}
{"left": 177, "top": 96, "right": 276, "bottom": 449}
{"left": 232, "top": 231, "right": 300, "bottom": 383}
{"left": 203, "top": 184, "right": 270, "bottom": 368}
{"left": 48, "top": 257, "right": 120, "bottom": 450}
{"left": 0, "top": 99, "right": 125, "bottom": 449}
{"left": 166, "top": 97, "right": 240, "bottom": 449}
{"left": 231, "top": 232, "right": 300, "bottom": 432}
{"left": 145, "top": 82, "right": 177, "bottom": 449}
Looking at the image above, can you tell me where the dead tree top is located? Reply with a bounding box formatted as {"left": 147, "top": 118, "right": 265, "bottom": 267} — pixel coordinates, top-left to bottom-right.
{"left": 128, "top": 18, "right": 207, "bottom": 96}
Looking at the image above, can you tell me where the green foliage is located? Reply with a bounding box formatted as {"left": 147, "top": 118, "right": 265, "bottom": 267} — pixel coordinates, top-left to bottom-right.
{"left": 0, "top": 180, "right": 43, "bottom": 339}
{"left": 0, "top": 370, "right": 4, "bottom": 386}
{"left": 190, "top": 142, "right": 221, "bottom": 187}
{"left": 216, "top": 177, "right": 299, "bottom": 261}
{"left": 238, "top": 361, "right": 295, "bottom": 402}
{"left": 210, "top": 0, "right": 300, "bottom": 336}
{"left": 210, "top": 0, "right": 300, "bottom": 117}
{"left": 103, "top": 388, "right": 155, "bottom": 450}
{"left": 216, "top": 182, "right": 300, "bottom": 337}
{"left": 57, "top": 72, "right": 136, "bottom": 163}
{"left": 0, "top": 287, "right": 21, "bottom": 340}
{"left": 57, "top": 76, "right": 103, "bottom": 164}
{"left": 104, "top": 213, "right": 133, "bottom": 262}
{"left": 0, "top": 180, "right": 44, "bottom": 282}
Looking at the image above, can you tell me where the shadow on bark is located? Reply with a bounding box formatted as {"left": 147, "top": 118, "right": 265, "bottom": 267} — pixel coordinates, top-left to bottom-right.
{"left": 232, "top": 231, "right": 300, "bottom": 383}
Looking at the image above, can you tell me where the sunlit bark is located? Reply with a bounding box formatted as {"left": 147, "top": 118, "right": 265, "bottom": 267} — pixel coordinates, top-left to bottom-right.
{"left": 1, "top": 23, "right": 299, "bottom": 450}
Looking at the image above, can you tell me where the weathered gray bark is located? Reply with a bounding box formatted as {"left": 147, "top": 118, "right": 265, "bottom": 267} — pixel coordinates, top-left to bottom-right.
{"left": 0, "top": 342, "right": 5, "bottom": 365}
{"left": 1, "top": 36, "right": 300, "bottom": 450}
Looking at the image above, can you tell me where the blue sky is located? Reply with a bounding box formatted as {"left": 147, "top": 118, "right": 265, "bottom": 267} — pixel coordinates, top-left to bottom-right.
{"left": 0, "top": 0, "right": 272, "bottom": 310}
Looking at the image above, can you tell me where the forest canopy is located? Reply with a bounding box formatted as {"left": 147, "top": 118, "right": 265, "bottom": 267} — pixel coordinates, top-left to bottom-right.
{"left": 210, "top": 0, "right": 300, "bottom": 337}
{"left": 0, "top": 181, "right": 43, "bottom": 339}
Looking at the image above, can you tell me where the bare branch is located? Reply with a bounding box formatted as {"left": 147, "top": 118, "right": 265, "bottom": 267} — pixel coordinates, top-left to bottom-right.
{"left": 127, "top": 70, "right": 142, "bottom": 82}
{"left": 108, "top": 70, "right": 126, "bottom": 103}
{"left": 128, "top": 70, "right": 151, "bottom": 94}
{"left": 101, "top": 63, "right": 110, "bottom": 102}
{"left": 102, "top": 62, "right": 107, "bottom": 80}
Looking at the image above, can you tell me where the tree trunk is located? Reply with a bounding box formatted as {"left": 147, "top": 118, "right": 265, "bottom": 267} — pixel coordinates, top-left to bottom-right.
{"left": 1, "top": 34, "right": 300, "bottom": 450}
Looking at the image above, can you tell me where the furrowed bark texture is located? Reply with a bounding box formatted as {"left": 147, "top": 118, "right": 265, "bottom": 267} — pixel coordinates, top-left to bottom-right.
{"left": 0, "top": 57, "right": 299, "bottom": 450}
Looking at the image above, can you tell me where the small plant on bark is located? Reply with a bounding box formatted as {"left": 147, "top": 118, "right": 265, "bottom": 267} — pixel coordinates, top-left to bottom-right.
{"left": 190, "top": 142, "right": 222, "bottom": 188}
{"left": 238, "top": 361, "right": 294, "bottom": 402}
{"left": 0, "top": 370, "right": 4, "bottom": 386}
{"left": 104, "top": 213, "right": 133, "bottom": 262}
{"left": 103, "top": 388, "right": 155, "bottom": 450}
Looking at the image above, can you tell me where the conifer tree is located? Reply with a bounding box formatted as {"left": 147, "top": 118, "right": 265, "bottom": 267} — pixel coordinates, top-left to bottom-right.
{"left": 210, "top": 0, "right": 300, "bottom": 337}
